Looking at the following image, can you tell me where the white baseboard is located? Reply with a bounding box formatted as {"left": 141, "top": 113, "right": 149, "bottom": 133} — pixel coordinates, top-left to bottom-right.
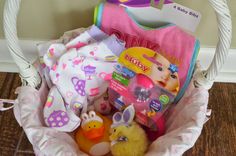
{"left": 0, "top": 39, "right": 42, "bottom": 72}
{"left": 197, "top": 48, "right": 236, "bottom": 83}
{"left": 0, "top": 39, "right": 236, "bottom": 83}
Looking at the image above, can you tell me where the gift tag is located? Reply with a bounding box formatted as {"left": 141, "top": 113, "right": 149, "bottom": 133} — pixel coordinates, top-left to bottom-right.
{"left": 107, "top": 0, "right": 201, "bottom": 32}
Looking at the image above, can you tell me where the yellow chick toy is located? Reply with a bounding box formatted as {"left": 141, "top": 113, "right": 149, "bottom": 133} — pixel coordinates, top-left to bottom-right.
{"left": 110, "top": 105, "right": 148, "bottom": 156}
{"left": 75, "top": 111, "right": 112, "bottom": 156}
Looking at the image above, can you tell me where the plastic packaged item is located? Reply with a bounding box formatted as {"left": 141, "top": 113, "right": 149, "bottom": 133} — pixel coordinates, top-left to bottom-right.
{"left": 109, "top": 47, "right": 179, "bottom": 131}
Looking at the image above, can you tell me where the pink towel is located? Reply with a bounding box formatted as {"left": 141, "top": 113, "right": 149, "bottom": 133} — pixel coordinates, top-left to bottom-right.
{"left": 94, "top": 3, "right": 200, "bottom": 101}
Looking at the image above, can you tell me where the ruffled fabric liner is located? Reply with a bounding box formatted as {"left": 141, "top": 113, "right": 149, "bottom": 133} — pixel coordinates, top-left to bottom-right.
{"left": 13, "top": 74, "right": 209, "bottom": 156}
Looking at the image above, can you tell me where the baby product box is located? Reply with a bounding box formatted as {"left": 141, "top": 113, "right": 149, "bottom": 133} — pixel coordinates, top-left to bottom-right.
{"left": 109, "top": 47, "right": 180, "bottom": 130}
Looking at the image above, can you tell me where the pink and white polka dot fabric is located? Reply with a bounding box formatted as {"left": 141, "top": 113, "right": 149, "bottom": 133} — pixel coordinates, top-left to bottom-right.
{"left": 47, "top": 110, "right": 69, "bottom": 128}
{"left": 42, "top": 26, "right": 125, "bottom": 132}
{"left": 44, "top": 86, "right": 81, "bottom": 132}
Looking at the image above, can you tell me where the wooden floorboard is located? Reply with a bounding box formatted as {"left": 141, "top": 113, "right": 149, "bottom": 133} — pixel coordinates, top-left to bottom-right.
{"left": 0, "top": 72, "right": 235, "bottom": 156}
{"left": 184, "top": 83, "right": 236, "bottom": 156}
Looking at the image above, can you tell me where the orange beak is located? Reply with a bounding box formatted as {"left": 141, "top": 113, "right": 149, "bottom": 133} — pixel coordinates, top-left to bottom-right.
{"left": 82, "top": 126, "right": 105, "bottom": 141}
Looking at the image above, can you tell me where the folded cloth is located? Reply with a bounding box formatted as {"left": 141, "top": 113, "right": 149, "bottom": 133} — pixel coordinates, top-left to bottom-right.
{"left": 94, "top": 3, "right": 200, "bottom": 102}
{"left": 42, "top": 29, "right": 125, "bottom": 131}
{"left": 45, "top": 35, "right": 125, "bottom": 104}
{"left": 44, "top": 86, "right": 81, "bottom": 132}
{"left": 37, "top": 25, "right": 109, "bottom": 88}
{"left": 43, "top": 25, "right": 112, "bottom": 68}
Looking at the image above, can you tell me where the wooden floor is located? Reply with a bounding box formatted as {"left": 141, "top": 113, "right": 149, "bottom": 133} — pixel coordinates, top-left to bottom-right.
{"left": 0, "top": 72, "right": 235, "bottom": 156}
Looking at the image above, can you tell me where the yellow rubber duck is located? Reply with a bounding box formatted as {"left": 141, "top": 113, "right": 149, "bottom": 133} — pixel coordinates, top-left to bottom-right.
{"left": 75, "top": 111, "right": 112, "bottom": 156}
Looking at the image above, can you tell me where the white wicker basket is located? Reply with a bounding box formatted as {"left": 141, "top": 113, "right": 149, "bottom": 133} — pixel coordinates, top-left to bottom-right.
{"left": 2, "top": 0, "right": 232, "bottom": 156}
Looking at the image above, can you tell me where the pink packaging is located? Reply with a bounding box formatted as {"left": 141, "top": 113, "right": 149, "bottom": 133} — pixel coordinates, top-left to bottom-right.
{"left": 109, "top": 47, "right": 180, "bottom": 131}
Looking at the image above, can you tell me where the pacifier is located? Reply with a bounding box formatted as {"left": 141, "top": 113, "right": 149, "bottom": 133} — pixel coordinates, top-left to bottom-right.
{"left": 129, "top": 74, "right": 154, "bottom": 102}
